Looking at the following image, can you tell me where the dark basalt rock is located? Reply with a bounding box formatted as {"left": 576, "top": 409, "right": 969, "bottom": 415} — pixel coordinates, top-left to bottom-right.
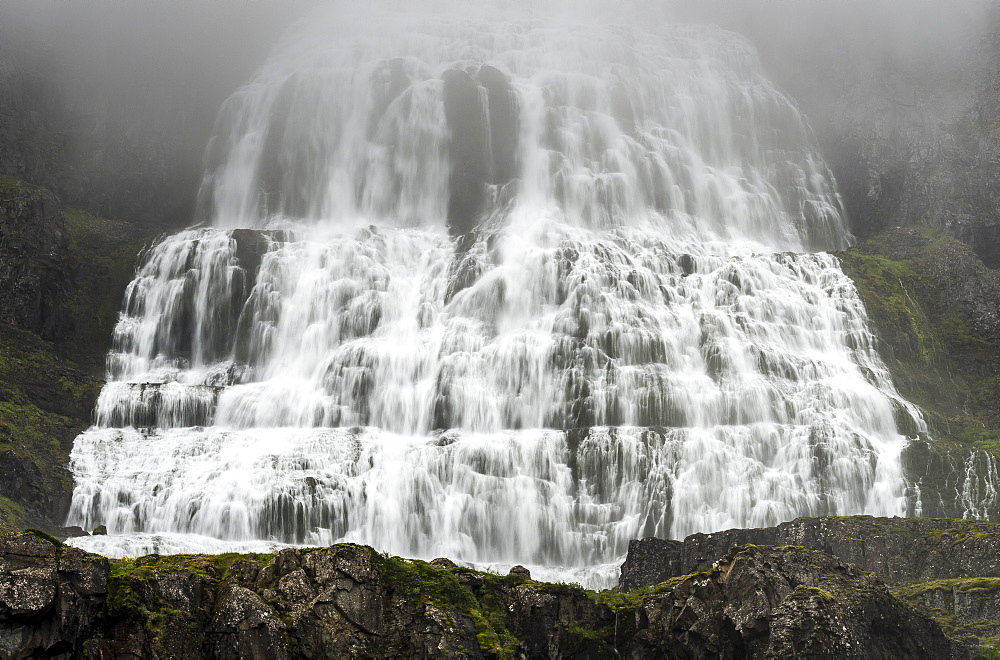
{"left": 443, "top": 68, "right": 491, "bottom": 237}
{"left": 627, "top": 544, "right": 963, "bottom": 659}
{"left": 0, "top": 452, "right": 67, "bottom": 527}
{"left": 0, "top": 531, "right": 970, "bottom": 658}
{"left": 0, "top": 533, "right": 108, "bottom": 659}
{"left": 620, "top": 515, "right": 1000, "bottom": 592}
{"left": 476, "top": 64, "right": 519, "bottom": 185}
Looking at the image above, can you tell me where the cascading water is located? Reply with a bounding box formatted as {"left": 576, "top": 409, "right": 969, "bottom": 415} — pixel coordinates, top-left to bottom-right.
{"left": 66, "top": 12, "right": 927, "bottom": 587}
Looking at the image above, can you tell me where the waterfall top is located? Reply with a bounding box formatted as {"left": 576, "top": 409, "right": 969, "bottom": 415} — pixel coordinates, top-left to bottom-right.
{"left": 199, "top": 16, "right": 848, "bottom": 254}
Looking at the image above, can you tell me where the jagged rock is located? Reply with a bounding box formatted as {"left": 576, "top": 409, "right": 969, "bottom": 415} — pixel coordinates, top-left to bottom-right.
{"left": 211, "top": 583, "right": 286, "bottom": 660}
{"left": 0, "top": 532, "right": 967, "bottom": 658}
{"left": 0, "top": 533, "right": 107, "bottom": 659}
{"left": 620, "top": 515, "right": 1000, "bottom": 592}
{"left": 626, "top": 545, "right": 964, "bottom": 659}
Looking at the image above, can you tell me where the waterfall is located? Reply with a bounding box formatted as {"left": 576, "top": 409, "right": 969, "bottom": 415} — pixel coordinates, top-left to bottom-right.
{"left": 66, "top": 12, "right": 925, "bottom": 588}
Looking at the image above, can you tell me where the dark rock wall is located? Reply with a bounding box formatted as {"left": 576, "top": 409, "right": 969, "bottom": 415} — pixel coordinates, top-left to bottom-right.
{"left": 442, "top": 65, "right": 519, "bottom": 237}
{"left": 837, "top": 228, "right": 1000, "bottom": 517}
{"left": 0, "top": 532, "right": 969, "bottom": 659}
{"left": 621, "top": 515, "right": 1000, "bottom": 654}
{"left": 620, "top": 516, "right": 1000, "bottom": 592}
{"left": 0, "top": 177, "right": 154, "bottom": 534}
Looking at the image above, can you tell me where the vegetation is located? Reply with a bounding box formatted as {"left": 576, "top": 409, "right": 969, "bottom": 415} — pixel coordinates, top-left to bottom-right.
{"left": 62, "top": 206, "right": 149, "bottom": 374}
{"left": 0, "top": 179, "right": 158, "bottom": 534}
{"left": 838, "top": 234, "right": 1000, "bottom": 456}
{"left": 0, "top": 323, "right": 101, "bottom": 531}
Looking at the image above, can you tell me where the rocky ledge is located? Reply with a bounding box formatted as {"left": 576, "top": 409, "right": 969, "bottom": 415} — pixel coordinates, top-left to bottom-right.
{"left": 622, "top": 515, "right": 1000, "bottom": 654}
{"left": 0, "top": 526, "right": 971, "bottom": 659}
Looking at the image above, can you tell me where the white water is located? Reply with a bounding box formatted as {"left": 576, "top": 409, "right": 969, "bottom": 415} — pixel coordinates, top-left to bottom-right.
{"left": 67, "top": 12, "right": 924, "bottom": 588}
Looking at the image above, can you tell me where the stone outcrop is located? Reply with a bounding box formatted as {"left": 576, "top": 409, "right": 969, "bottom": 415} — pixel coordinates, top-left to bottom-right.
{"left": 0, "top": 532, "right": 108, "bottom": 659}
{"left": 0, "top": 531, "right": 970, "bottom": 658}
{"left": 620, "top": 515, "right": 1000, "bottom": 592}
{"left": 621, "top": 515, "right": 1000, "bottom": 654}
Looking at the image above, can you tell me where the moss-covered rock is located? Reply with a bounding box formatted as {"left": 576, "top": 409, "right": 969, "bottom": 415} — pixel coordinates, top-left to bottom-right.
{"left": 838, "top": 227, "right": 1000, "bottom": 517}
{"left": 0, "top": 177, "right": 153, "bottom": 534}
{"left": 0, "top": 534, "right": 970, "bottom": 658}
{"left": 0, "top": 323, "right": 100, "bottom": 532}
{"left": 60, "top": 206, "right": 149, "bottom": 374}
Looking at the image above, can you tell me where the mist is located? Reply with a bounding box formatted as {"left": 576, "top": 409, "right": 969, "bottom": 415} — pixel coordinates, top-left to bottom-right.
{"left": 1, "top": 0, "right": 994, "bottom": 230}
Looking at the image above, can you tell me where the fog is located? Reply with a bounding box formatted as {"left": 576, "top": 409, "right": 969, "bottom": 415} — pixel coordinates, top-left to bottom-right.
{"left": 0, "top": 0, "right": 994, "bottom": 227}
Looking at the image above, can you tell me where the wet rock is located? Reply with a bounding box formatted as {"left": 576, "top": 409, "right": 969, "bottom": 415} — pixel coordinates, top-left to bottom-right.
{"left": 442, "top": 68, "right": 491, "bottom": 237}
{"left": 59, "top": 526, "right": 88, "bottom": 538}
{"left": 442, "top": 66, "right": 520, "bottom": 238}
{"left": 476, "top": 64, "right": 519, "bottom": 184}
{"left": 92, "top": 525, "right": 106, "bottom": 536}
{"left": 508, "top": 565, "right": 531, "bottom": 579}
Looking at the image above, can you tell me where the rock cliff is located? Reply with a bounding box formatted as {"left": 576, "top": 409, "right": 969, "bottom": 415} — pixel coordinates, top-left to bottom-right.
{"left": 621, "top": 515, "right": 1000, "bottom": 654}
{"left": 0, "top": 531, "right": 970, "bottom": 659}
{"left": 0, "top": 178, "right": 149, "bottom": 534}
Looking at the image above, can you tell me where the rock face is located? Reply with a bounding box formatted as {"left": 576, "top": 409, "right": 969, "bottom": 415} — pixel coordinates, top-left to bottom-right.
{"left": 620, "top": 515, "right": 1000, "bottom": 592}
{"left": 0, "top": 532, "right": 108, "bottom": 658}
{"left": 621, "top": 516, "right": 1000, "bottom": 654}
{"left": 0, "top": 531, "right": 969, "bottom": 658}
{"left": 772, "top": 14, "right": 1000, "bottom": 269}
{"left": 837, "top": 229, "right": 1000, "bottom": 522}
{"left": 623, "top": 545, "right": 962, "bottom": 659}
{"left": 0, "top": 177, "right": 68, "bottom": 340}
{"left": 442, "top": 65, "right": 519, "bottom": 236}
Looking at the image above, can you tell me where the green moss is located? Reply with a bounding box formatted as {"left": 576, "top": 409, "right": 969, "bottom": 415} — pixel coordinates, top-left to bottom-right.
{"left": 897, "top": 577, "right": 1000, "bottom": 599}
{"left": 22, "top": 528, "right": 64, "bottom": 548}
{"left": 369, "top": 550, "right": 518, "bottom": 657}
{"left": 893, "top": 577, "right": 1000, "bottom": 651}
{"left": 112, "top": 551, "right": 276, "bottom": 582}
{"left": 837, "top": 239, "right": 1000, "bottom": 461}
{"left": 107, "top": 557, "right": 156, "bottom": 618}
{"left": 589, "top": 565, "right": 719, "bottom": 612}
{"left": 62, "top": 207, "right": 148, "bottom": 374}
{"left": 796, "top": 585, "right": 836, "bottom": 602}
{"left": 0, "top": 176, "right": 40, "bottom": 197}
{"left": 566, "top": 623, "right": 604, "bottom": 641}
